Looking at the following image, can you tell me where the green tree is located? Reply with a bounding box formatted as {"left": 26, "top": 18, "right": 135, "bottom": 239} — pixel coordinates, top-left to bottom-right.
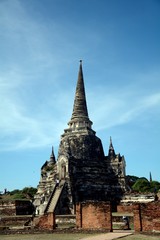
{"left": 132, "top": 178, "right": 150, "bottom": 192}
{"left": 7, "top": 187, "right": 37, "bottom": 200}
{"left": 150, "top": 181, "right": 160, "bottom": 193}
{"left": 132, "top": 178, "right": 160, "bottom": 193}
{"left": 8, "top": 189, "right": 26, "bottom": 199}
{"left": 22, "top": 187, "right": 37, "bottom": 198}
{"left": 126, "top": 175, "right": 139, "bottom": 188}
{"left": 10, "top": 189, "right": 20, "bottom": 195}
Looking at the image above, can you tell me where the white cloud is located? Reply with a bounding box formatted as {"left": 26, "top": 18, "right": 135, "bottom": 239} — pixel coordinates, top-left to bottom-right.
{"left": 0, "top": 67, "right": 64, "bottom": 151}
{"left": 89, "top": 85, "right": 160, "bottom": 131}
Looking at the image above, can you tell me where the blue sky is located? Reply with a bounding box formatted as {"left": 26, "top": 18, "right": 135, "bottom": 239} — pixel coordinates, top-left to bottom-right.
{"left": 0, "top": 0, "right": 160, "bottom": 191}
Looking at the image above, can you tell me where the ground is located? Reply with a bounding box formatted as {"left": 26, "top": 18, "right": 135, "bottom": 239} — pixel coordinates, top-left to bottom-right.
{"left": 0, "top": 233, "right": 160, "bottom": 240}
{"left": 124, "top": 235, "right": 160, "bottom": 240}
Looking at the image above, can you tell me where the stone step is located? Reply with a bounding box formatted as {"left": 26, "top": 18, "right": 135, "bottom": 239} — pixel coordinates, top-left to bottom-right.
{"left": 47, "top": 183, "right": 65, "bottom": 213}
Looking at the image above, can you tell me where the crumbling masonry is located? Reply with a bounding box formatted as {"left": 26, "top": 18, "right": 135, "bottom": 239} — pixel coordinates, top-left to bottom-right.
{"left": 33, "top": 61, "right": 127, "bottom": 216}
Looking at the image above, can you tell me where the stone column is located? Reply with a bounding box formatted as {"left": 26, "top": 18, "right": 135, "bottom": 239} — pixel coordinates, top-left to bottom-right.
{"left": 76, "top": 201, "right": 112, "bottom": 231}
{"left": 47, "top": 212, "right": 56, "bottom": 230}
{"left": 133, "top": 204, "right": 142, "bottom": 232}
{"left": 76, "top": 203, "right": 82, "bottom": 228}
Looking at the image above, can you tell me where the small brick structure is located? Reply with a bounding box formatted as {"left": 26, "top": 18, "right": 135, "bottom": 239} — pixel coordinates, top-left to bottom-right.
{"left": 0, "top": 200, "right": 34, "bottom": 230}
{"left": 0, "top": 200, "right": 34, "bottom": 216}
{"left": 133, "top": 204, "right": 142, "bottom": 232}
{"left": 1, "top": 200, "right": 160, "bottom": 233}
{"left": 117, "top": 201, "right": 160, "bottom": 232}
{"left": 0, "top": 216, "right": 33, "bottom": 228}
{"left": 76, "top": 201, "right": 112, "bottom": 231}
{"left": 75, "top": 201, "right": 160, "bottom": 233}
{"left": 33, "top": 213, "right": 55, "bottom": 230}
{"left": 0, "top": 201, "right": 16, "bottom": 216}
{"left": 138, "top": 201, "right": 160, "bottom": 232}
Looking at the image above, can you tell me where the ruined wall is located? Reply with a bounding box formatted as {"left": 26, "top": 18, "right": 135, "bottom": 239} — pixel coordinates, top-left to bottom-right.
{"left": 0, "top": 200, "right": 34, "bottom": 216}
{"left": 117, "top": 201, "right": 160, "bottom": 232}
{"left": 15, "top": 200, "right": 34, "bottom": 215}
{"left": 77, "top": 201, "right": 160, "bottom": 232}
{"left": 0, "top": 216, "right": 32, "bottom": 228}
{"left": 117, "top": 203, "right": 134, "bottom": 213}
{"left": 0, "top": 201, "right": 16, "bottom": 216}
{"left": 133, "top": 204, "right": 142, "bottom": 232}
{"left": 76, "top": 201, "right": 112, "bottom": 230}
{"left": 140, "top": 201, "right": 160, "bottom": 232}
{"left": 34, "top": 213, "right": 55, "bottom": 230}
{"left": 131, "top": 202, "right": 160, "bottom": 232}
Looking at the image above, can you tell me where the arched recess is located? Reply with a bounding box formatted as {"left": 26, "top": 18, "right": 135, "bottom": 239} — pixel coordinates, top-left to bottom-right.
{"left": 57, "top": 155, "right": 68, "bottom": 180}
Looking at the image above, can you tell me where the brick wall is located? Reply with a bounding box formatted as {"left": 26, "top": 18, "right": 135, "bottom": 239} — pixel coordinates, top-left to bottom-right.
{"left": 15, "top": 200, "right": 34, "bottom": 215}
{"left": 117, "top": 201, "right": 160, "bottom": 233}
{"left": 0, "top": 200, "right": 34, "bottom": 216}
{"left": 117, "top": 204, "right": 134, "bottom": 213}
{"left": 0, "top": 216, "right": 32, "bottom": 227}
{"left": 76, "top": 201, "right": 112, "bottom": 231}
{"left": 0, "top": 201, "right": 16, "bottom": 216}
{"left": 78, "top": 201, "right": 160, "bottom": 232}
{"left": 140, "top": 201, "right": 160, "bottom": 232}
{"left": 133, "top": 204, "right": 142, "bottom": 232}
{"left": 34, "top": 213, "right": 55, "bottom": 230}
{"left": 1, "top": 200, "right": 156, "bottom": 232}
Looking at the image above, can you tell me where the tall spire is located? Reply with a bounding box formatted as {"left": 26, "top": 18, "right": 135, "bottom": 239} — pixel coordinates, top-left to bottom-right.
{"left": 49, "top": 146, "right": 56, "bottom": 164}
{"left": 68, "top": 61, "right": 93, "bottom": 130}
{"left": 71, "top": 60, "right": 89, "bottom": 119}
{"left": 108, "top": 137, "right": 115, "bottom": 157}
{"left": 149, "top": 172, "right": 152, "bottom": 182}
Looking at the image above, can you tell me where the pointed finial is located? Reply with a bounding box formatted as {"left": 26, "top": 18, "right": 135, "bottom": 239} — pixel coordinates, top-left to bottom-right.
{"left": 79, "top": 60, "right": 83, "bottom": 69}
{"left": 50, "top": 146, "right": 54, "bottom": 156}
{"left": 67, "top": 61, "right": 93, "bottom": 133}
{"left": 108, "top": 136, "right": 115, "bottom": 157}
{"left": 150, "top": 172, "right": 152, "bottom": 182}
{"left": 109, "top": 136, "right": 113, "bottom": 149}
{"left": 50, "top": 146, "right": 56, "bottom": 163}
{"left": 69, "top": 60, "right": 91, "bottom": 122}
{"left": 52, "top": 146, "right": 54, "bottom": 155}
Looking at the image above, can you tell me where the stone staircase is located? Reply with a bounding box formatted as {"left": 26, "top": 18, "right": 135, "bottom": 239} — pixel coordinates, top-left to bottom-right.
{"left": 47, "top": 181, "right": 65, "bottom": 213}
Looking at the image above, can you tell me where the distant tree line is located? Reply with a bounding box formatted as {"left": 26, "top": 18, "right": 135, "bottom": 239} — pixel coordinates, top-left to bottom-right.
{"left": 0, "top": 187, "right": 37, "bottom": 201}
{"left": 126, "top": 175, "right": 160, "bottom": 193}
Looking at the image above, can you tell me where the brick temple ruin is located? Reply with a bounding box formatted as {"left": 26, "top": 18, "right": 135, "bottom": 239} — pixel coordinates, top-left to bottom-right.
{"left": 31, "top": 62, "right": 160, "bottom": 233}
{"left": 33, "top": 61, "right": 128, "bottom": 217}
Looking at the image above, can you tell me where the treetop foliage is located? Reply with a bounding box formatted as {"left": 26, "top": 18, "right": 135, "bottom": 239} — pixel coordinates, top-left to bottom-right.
{"left": 126, "top": 175, "right": 160, "bottom": 193}
{"left": 0, "top": 187, "right": 37, "bottom": 201}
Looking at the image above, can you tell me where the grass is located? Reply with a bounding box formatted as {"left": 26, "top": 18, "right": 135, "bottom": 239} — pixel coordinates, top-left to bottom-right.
{"left": 121, "top": 234, "right": 160, "bottom": 240}
{"left": 0, "top": 233, "right": 91, "bottom": 240}
{"left": 0, "top": 233, "right": 160, "bottom": 240}
{"left": 112, "top": 223, "right": 134, "bottom": 230}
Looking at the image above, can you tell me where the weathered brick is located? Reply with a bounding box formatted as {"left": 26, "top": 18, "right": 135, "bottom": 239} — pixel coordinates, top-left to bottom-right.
{"left": 76, "top": 201, "right": 112, "bottom": 231}
{"left": 34, "top": 213, "right": 55, "bottom": 230}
